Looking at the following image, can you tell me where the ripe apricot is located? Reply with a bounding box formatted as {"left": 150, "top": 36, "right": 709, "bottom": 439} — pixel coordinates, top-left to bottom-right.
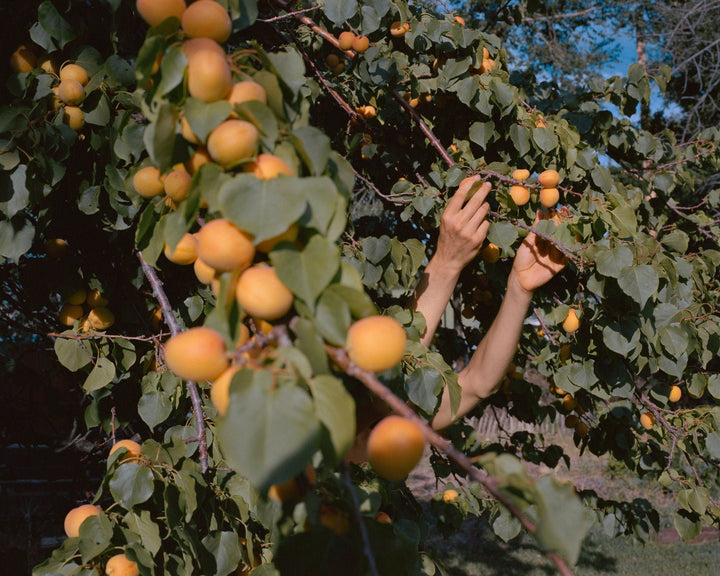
{"left": 87, "top": 289, "right": 109, "bottom": 308}
{"left": 243, "top": 154, "right": 294, "bottom": 180}
{"left": 236, "top": 266, "right": 294, "bottom": 321}
{"left": 196, "top": 218, "right": 255, "bottom": 272}
{"left": 45, "top": 238, "right": 69, "bottom": 258}
{"left": 355, "top": 105, "right": 376, "bottom": 119}
{"left": 133, "top": 166, "right": 164, "bottom": 198}
{"left": 481, "top": 242, "right": 500, "bottom": 264}
{"left": 480, "top": 58, "right": 495, "bottom": 74}
{"left": 180, "top": 116, "right": 201, "bottom": 144}
{"left": 453, "top": 15, "right": 465, "bottom": 26}
{"left": 164, "top": 326, "right": 228, "bottom": 382}
{"left": 338, "top": 31, "right": 355, "bottom": 51}
{"left": 105, "top": 553, "right": 140, "bottom": 576}
{"left": 136, "top": 0, "right": 186, "bottom": 27}
{"left": 559, "top": 344, "right": 571, "bottom": 362}
{"left": 59, "top": 303, "right": 84, "bottom": 326}
{"left": 194, "top": 257, "right": 216, "bottom": 284}
{"left": 538, "top": 169, "right": 559, "bottom": 188}
{"left": 575, "top": 421, "right": 589, "bottom": 438}
{"left": 346, "top": 316, "right": 407, "bottom": 372}
{"left": 207, "top": 119, "right": 259, "bottom": 168}
{"left": 367, "top": 416, "right": 425, "bottom": 481}
{"left": 352, "top": 35, "right": 370, "bottom": 53}
{"left": 65, "top": 288, "right": 87, "bottom": 305}
{"left": 63, "top": 106, "right": 85, "bottom": 131}
{"left": 535, "top": 117, "right": 547, "bottom": 128}
{"left": 164, "top": 169, "right": 192, "bottom": 202}
{"left": 268, "top": 467, "right": 316, "bottom": 503}
{"left": 332, "top": 62, "right": 345, "bottom": 74}
{"left": 10, "top": 45, "right": 37, "bottom": 73}
{"left": 669, "top": 385, "right": 682, "bottom": 403}
{"left": 164, "top": 232, "right": 197, "bottom": 265}
{"left": 325, "top": 54, "right": 340, "bottom": 68}
{"left": 211, "top": 365, "right": 241, "bottom": 416}
{"left": 539, "top": 187, "right": 560, "bottom": 208}
{"left": 181, "top": 0, "right": 231, "bottom": 43}
{"left": 57, "top": 79, "right": 84, "bottom": 105}
{"left": 228, "top": 80, "right": 267, "bottom": 111}
{"left": 562, "top": 394, "right": 577, "bottom": 411}
{"left": 640, "top": 412, "right": 655, "bottom": 430}
{"left": 87, "top": 307, "right": 115, "bottom": 330}
{"left": 256, "top": 224, "right": 299, "bottom": 253}
{"left": 509, "top": 185, "right": 530, "bottom": 206}
{"left": 187, "top": 49, "right": 231, "bottom": 102}
{"left": 562, "top": 309, "right": 580, "bottom": 333}
{"left": 59, "top": 63, "right": 89, "bottom": 86}
{"left": 185, "top": 147, "right": 213, "bottom": 174}
{"left": 564, "top": 414, "right": 579, "bottom": 428}
{"left": 375, "top": 511, "right": 392, "bottom": 523}
{"left": 109, "top": 439, "right": 142, "bottom": 462}
{"left": 443, "top": 489, "right": 459, "bottom": 502}
{"left": 512, "top": 169, "right": 530, "bottom": 182}
{"left": 64, "top": 504, "right": 101, "bottom": 538}
{"left": 390, "top": 21, "right": 410, "bottom": 37}
{"left": 150, "top": 307, "right": 163, "bottom": 331}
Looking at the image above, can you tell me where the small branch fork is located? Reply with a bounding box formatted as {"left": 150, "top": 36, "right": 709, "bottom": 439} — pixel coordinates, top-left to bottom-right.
{"left": 137, "top": 252, "right": 210, "bottom": 473}
{"left": 326, "top": 346, "right": 575, "bottom": 576}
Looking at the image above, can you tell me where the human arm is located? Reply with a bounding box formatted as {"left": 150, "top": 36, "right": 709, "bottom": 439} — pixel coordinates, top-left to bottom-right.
{"left": 412, "top": 175, "right": 491, "bottom": 347}
{"left": 430, "top": 212, "right": 567, "bottom": 430}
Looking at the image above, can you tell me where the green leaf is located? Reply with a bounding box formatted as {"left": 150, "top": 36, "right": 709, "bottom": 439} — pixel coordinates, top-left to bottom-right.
{"left": 293, "top": 318, "right": 330, "bottom": 375}
{"left": 109, "top": 462, "right": 155, "bottom": 509}
{"left": 535, "top": 476, "right": 592, "bottom": 565}
{"left": 124, "top": 511, "right": 162, "bottom": 556}
{"left": 617, "top": 265, "right": 658, "bottom": 308}
{"left": 155, "top": 44, "right": 187, "bottom": 97}
{"left": 0, "top": 217, "right": 34, "bottom": 262}
{"left": 184, "top": 98, "right": 232, "bottom": 143}
{"left": 509, "top": 124, "right": 530, "bottom": 157}
{"left": 138, "top": 391, "right": 173, "bottom": 430}
{"left": 602, "top": 321, "right": 640, "bottom": 356}
{"left": 532, "top": 127, "right": 558, "bottom": 153}
{"left": 202, "top": 532, "right": 242, "bottom": 576}
{"left": 487, "top": 221, "right": 518, "bottom": 249}
{"left": 469, "top": 121, "right": 495, "bottom": 150}
{"left": 308, "top": 375, "right": 356, "bottom": 462}
{"left": 78, "top": 513, "right": 113, "bottom": 562}
{"left": 707, "top": 374, "right": 720, "bottom": 400}
{"left": 567, "top": 361, "right": 598, "bottom": 392}
{"left": 674, "top": 510, "right": 701, "bottom": 541}
{"left": 595, "top": 245, "right": 633, "bottom": 278}
{"left": 610, "top": 204, "right": 637, "bottom": 237}
{"left": 323, "top": 0, "right": 359, "bottom": 26}
{"left": 362, "top": 236, "right": 392, "bottom": 264}
{"left": 406, "top": 367, "right": 442, "bottom": 415}
{"left": 216, "top": 369, "right": 321, "bottom": 491}
{"left": 492, "top": 507, "right": 522, "bottom": 542}
{"left": 219, "top": 174, "right": 307, "bottom": 244}
{"left": 591, "top": 165, "right": 613, "bottom": 193}
{"left": 54, "top": 334, "right": 92, "bottom": 372}
{"left": 314, "top": 288, "right": 352, "bottom": 346}
{"left": 291, "top": 126, "right": 331, "bottom": 176}
{"left": 83, "top": 357, "right": 116, "bottom": 392}
{"left": 0, "top": 164, "right": 28, "bottom": 218}
{"left": 143, "top": 102, "right": 178, "bottom": 172}
{"left": 659, "top": 325, "right": 689, "bottom": 359}
{"left": 271, "top": 235, "right": 340, "bottom": 310}
{"left": 233, "top": 100, "right": 279, "bottom": 150}
{"left": 705, "top": 431, "right": 720, "bottom": 459}
{"left": 38, "top": 0, "right": 78, "bottom": 49}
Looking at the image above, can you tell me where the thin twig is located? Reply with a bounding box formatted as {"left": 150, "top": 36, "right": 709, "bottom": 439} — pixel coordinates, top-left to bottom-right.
{"left": 327, "top": 346, "right": 575, "bottom": 576}
{"left": 342, "top": 464, "right": 380, "bottom": 576}
{"left": 137, "top": 252, "right": 209, "bottom": 474}
{"left": 258, "top": 5, "right": 321, "bottom": 23}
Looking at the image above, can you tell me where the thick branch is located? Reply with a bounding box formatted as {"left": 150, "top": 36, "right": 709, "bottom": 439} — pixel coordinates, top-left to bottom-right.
{"left": 137, "top": 252, "right": 209, "bottom": 473}
{"left": 327, "top": 346, "right": 575, "bottom": 576}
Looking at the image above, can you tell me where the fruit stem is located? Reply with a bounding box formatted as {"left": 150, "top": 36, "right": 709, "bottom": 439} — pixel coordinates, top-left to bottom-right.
{"left": 137, "top": 252, "right": 210, "bottom": 474}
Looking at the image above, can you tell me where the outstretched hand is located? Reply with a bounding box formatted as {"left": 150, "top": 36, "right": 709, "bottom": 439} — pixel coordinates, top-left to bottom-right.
{"left": 434, "top": 174, "right": 492, "bottom": 273}
{"left": 512, "top": 210, "right": 567, "bottom": 293}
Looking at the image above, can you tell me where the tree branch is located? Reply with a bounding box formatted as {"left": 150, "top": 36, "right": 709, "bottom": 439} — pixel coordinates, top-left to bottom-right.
{"left": 137, "top": 252, "right": 209, "bottom": 474}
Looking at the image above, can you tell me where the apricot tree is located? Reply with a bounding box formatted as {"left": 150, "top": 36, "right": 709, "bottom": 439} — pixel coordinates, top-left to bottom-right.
{"left": 1, "top": 1, "right": 718, "bottom": 575}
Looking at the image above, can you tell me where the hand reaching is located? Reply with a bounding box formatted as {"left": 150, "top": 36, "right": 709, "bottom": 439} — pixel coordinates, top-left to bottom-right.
{"left": 434, "top": 174, "right": 492, "bottom": 273}
{"left": 512, "top": 210, "right": 567, "bottom": 293}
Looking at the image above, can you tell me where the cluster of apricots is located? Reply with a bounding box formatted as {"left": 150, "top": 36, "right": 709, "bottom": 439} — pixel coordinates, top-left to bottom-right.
{"left": 58, "top": 286, "right": 114, "bottom": 331}
{"left": 338, "top": 30, "right": 370, "bottom": 53}
{"left": 549, "top": 383, "right": 589, "bottom": 438}
{"left": 8, "top": 42, "right": 89, "bottom": 131}
{"left": 63, "top": 440, "right": 142, "bottom": 574}
{"left": 509, "top": 168, "right": 561, "bottom": 209}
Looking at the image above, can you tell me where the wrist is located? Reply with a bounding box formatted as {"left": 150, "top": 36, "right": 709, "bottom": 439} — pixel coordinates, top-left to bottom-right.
{"left": 507, "top": 270, "right": 534, "bottom": 303}
{"left": 425, "top": 254, "right": 464, "bottom": 279}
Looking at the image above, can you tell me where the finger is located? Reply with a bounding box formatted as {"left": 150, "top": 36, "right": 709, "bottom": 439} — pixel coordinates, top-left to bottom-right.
{"left": 473, "top": 220, "right": 490, "bottom": 245}
{"left": 445, "top": 184, "right": 470, "bottom": 216}
{"left": 462, "top": 181, "right": 492, "bottom": 215}
{"left": 467, "top": 201, "right": 490, "bottom": 231}
{"left": 458, "top": 175, "right": 486, "bottom": 204}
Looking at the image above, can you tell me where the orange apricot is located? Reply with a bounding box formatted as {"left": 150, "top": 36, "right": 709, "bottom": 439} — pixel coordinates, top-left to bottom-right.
{"left": 136, "top": 0, "right": 186, "bottom": 27}
{"left": 181, "top": 0, "right": 231, "bottom": 43}
{"left": 207, "top": 120, "right": 259, "bottom": 168}
{"left": 195, "top": 218, "right": 255, "bottom": 272}
{"left": 164, "top": 326, "right": 228, "bottom": 382}
{"left": 346, "top": 316, "right": 407, "bottom": 372}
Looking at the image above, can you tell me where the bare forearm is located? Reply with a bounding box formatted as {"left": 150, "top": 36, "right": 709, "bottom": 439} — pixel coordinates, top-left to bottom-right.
{"left": 431, "top": 272, "right": 533, "bottom": 429}
{"left": 412, "top": 258, "right": 462, "bottom": 348}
